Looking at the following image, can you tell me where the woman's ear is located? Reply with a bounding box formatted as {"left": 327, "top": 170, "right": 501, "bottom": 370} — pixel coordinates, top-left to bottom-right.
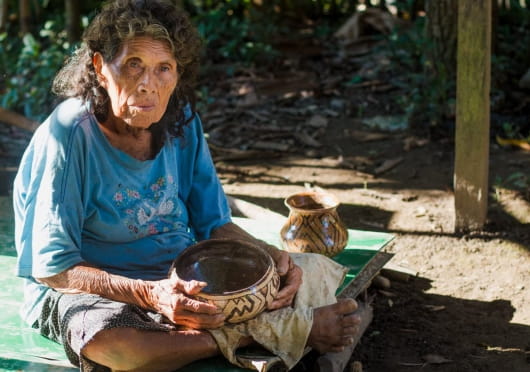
{"left": 92, "top": 52, "right": 107, "bottom": 86}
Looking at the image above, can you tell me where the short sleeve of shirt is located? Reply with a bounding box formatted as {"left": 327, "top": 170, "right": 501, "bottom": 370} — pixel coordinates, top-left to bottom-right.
{"left": 14, "top": 99, "right": 88, "bottom": 279}
{"left": 176, "top": 111, "right": 232, "bottom": 240}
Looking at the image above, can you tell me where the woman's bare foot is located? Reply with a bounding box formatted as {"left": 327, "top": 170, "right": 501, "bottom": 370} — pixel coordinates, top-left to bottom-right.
{"left": 307, "top": 298, "right": 361, "bottom": 353}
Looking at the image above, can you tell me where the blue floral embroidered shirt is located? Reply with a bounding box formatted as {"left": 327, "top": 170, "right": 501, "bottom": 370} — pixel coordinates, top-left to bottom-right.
{"left": 13, "top": 98, "right": 232, "bottom": 325}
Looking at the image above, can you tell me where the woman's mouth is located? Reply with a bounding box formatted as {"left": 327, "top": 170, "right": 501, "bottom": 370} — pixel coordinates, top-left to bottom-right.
{"left": 131, "top": 104, "right": 155, "bottom": 112}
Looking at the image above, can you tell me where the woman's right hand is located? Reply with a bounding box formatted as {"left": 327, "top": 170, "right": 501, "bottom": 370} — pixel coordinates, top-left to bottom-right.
{"left": 36, "top": 263, "right": 225, "bottom": 329}
{"left": 147, "top": 271, "right": 226, "bottom": 329}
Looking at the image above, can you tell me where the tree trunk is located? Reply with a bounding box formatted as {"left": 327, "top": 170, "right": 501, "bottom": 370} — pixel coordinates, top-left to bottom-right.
{"left": 0, "top": 0, "right": 7, "bottom": 32}
{"left": 65, "top": 0, "right": 81, "bottom": 43}
{"left": 174, "top": 0, "right": 184, "bottom": 9}
{"left": 424, "top": 0, "right": 458, "bottom": 79}
{"left": 454, "top": 0, "right": 492, "bottom": 232}
{"left": 408, "top": 0, "right": 457, "bottom": 134}
{"left": 19, "top": 0, "right": 31, "bottom": 34}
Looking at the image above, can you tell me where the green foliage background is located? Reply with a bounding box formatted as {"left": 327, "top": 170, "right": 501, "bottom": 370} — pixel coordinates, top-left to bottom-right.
{"left": 0, "top": 0, "right": 528, "bottom": 139}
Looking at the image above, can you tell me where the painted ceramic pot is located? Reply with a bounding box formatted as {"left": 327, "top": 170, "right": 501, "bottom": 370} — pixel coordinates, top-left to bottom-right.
{"left": 171, "top": 239, "right": 280, "bottom": 323}
{"left": 280, "top": 190, "right": 349, "bottom": 257}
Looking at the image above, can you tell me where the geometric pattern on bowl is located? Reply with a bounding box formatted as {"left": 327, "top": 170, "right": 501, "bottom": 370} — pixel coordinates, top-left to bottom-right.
{"left": 280, "top": 191, "right": 349, "bottom": 257}
{"left": 281, "top": 212, "right": 349, "bottom": 257}
{"left": 171, "top": 239, "right": 280, "bottom": 323}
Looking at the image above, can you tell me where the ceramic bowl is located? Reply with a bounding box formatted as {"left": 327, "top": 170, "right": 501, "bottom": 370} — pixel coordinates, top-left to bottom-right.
{"left": 171, "top": 239, "right": 280, "bottom": 323}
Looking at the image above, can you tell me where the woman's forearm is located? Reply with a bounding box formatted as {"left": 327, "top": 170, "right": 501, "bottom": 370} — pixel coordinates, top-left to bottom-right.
{"left": 36, "top": 263, "right": 155, "bottom": 310}
{"left": 37, "top": 263, "right": 226, "bottom": 328}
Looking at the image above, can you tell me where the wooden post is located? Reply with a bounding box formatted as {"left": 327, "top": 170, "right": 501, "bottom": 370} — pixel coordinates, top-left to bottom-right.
{"left": 454, "top": 0, "right": 492, "bottom": 233}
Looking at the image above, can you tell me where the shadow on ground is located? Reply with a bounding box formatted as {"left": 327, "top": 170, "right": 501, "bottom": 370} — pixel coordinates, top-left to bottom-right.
{"left": 227, "top": 193, "right": 530, "bottom": 253}
{"left": 352, "top": 277, "right": 530, "bottom": 372}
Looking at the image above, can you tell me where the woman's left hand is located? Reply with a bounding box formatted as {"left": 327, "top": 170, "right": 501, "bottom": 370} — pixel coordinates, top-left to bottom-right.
{"left": 265, "top": 246, "right": 302, "bottom": 310}
{"left": 209, "top": 222, "right": 302, "bottom": 309}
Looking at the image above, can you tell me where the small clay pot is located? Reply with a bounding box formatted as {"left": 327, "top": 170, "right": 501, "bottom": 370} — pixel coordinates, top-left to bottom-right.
{"left": 171, "top": 239, "right": 280, "bottom": 323}
{"left": 280, "top": 190, "right": 349, "bottom": 257}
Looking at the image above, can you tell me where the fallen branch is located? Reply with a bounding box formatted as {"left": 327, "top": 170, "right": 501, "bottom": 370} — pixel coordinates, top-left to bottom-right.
{"left": 251, "top": 140, "right": 290, "bottom": 152}
{"left": 496, "top": 135, "right": 530, "bottom": 151}
{"left": 374, "top": 157, "right": 404, "bottom": 175}
{"left": 346, "top": 79, "right": 386, "bottom": 89}
{"left": 208, "top": 142, "right": 281, "bottom": 162}
{"left": 216, "top": 164, "right": 289, "bottom": 183}
{"left": 0, "top": 108, "right": 39, "bottom": 132}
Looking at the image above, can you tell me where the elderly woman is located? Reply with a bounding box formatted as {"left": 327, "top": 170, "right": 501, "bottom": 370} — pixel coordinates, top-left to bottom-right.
{"left": 13, "top": 1, "right": 360, "bottom": 371}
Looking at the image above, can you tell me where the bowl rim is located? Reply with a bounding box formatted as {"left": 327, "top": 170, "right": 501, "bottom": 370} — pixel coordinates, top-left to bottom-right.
{"left": 171, "top": 238, "right": 277, "bottom": 296}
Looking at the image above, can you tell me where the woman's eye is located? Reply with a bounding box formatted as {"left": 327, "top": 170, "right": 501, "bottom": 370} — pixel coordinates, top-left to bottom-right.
{"left": 127, "top": 60, "right": 142, "bottom": 69}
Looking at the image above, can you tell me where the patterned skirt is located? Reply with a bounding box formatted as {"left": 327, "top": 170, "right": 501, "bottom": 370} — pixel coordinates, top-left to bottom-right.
{"left": 35, "top": 290, "right": 174, "bottom": 372}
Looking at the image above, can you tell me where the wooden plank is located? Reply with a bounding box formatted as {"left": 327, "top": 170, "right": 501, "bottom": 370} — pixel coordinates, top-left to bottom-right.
{"left": 454, "top": 0, "right": 492, "bottom": 232}
{"left": 338, "top": 251, "right": 393, "bottom": 299}
{"left": 227, "top": 196, "right": 286, "bottom": 225}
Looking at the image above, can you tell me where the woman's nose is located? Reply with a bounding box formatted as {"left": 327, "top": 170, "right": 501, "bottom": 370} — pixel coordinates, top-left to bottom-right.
{"left": 138, "top": 70, "right": 156, "bottom": 93}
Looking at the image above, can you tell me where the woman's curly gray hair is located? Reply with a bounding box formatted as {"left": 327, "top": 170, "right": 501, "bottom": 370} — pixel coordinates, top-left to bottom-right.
{"left": 52, "top": 0, "right": 202, "bottom": 142}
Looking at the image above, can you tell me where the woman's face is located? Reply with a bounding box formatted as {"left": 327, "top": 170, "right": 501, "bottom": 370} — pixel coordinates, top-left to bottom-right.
{"left": 94, "top": 37, "right": 178, "bottom": 129}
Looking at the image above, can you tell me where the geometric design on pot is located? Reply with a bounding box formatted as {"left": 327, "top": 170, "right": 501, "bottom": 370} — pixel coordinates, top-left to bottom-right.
{"left": 280, "top": 190, "right": 349, "bottom": 257}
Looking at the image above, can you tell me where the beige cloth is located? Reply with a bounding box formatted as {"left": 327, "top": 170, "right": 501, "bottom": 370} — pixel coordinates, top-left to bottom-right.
{"left": 208, "top": 253, "right": 349, "bottom": 371}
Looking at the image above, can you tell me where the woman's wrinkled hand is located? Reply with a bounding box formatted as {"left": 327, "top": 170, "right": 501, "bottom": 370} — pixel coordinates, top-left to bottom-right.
{"left": 265, "top": 246, "right": 302, "bottom": 310}
{"left": 147, "top": 271, "right": 226, "bottom": 329}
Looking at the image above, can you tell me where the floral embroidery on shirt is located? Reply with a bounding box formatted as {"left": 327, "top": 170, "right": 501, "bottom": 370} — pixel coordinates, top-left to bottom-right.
{"left": 113, "top": 176, "right": 184, "bottom": 237}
